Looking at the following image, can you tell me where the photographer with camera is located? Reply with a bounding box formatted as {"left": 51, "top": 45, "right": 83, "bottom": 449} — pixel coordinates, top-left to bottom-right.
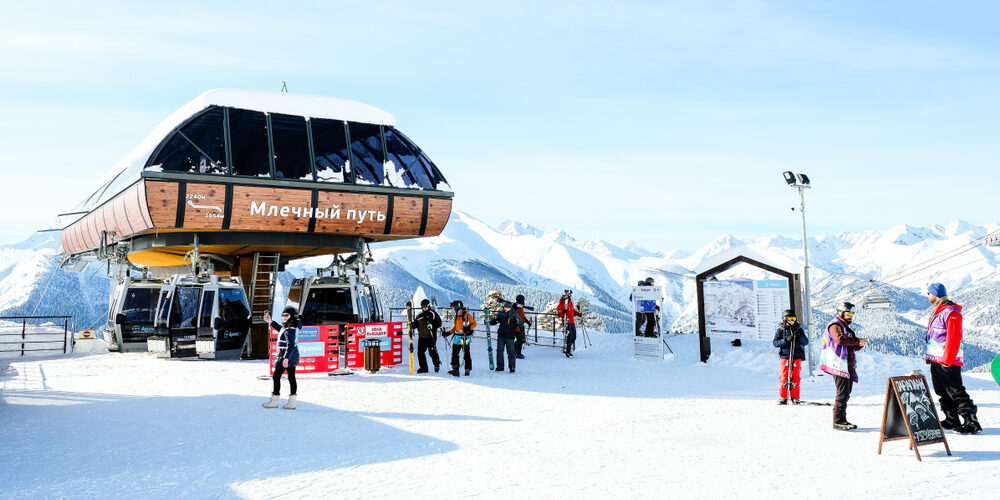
{"left": 557, "top": 290, "right": 579, "bottom": 358}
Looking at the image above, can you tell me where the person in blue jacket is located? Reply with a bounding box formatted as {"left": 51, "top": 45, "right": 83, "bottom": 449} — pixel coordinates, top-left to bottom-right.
{"left": 263, "top": 306, "right": 301, "bottom": 409}
{"left": 773, "top": 309, "right": 808, "bottom": 405}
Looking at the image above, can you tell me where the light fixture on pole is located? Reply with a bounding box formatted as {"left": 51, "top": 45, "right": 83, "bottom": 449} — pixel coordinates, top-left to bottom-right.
{"left": 783, "top": 171, "right": 814, "bottom": 375}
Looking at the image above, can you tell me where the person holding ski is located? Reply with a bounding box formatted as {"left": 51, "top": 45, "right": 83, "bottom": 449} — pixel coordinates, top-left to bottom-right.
{"left": 414, "top": 299, "right": 443, "bottom": 373}
{"left": 557, "top": 290, "right": 579, "bottom": 357}
{"left": 925, "top": 283, "right": 981, "bottom": 434}
{"left": 773, "top": 309, "right": 808, "bottom": 405}
{"left": 818, "top": 302, "right": 867, "bottom": 430}
{"left": 263, "top": 306, "right": 301, "bottom": 410}
{"left": 490, "top": 301, "right": 522, "bottom": 373}
{"left": 514, "top": 294, "right": 532, "bottom": 359}
{"left": 445, "top": 300, "right": 477, "bottom": 376}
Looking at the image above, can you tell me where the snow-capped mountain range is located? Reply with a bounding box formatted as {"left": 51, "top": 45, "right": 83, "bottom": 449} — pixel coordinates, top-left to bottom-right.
{"left": 2, "top": 212, "right": 998, "bottom": 369}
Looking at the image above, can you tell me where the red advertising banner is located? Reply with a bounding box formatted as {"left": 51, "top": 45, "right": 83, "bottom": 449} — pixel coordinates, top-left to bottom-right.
{"left": 345, "top": 322, "right": 404, "bottom": 369}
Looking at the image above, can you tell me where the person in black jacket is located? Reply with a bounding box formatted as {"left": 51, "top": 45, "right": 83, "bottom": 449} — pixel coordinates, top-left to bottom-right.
{"left": 263, "top": 306, "right": 301, "bottom": 409}
{"left": 773, "top": 309, "right": 808, "bottom": 405}
{"left": 414, "top": 299, "right": 442, "bottom": 373}
{"left": 491, "top": 301, "right": 523, "bottom": 373}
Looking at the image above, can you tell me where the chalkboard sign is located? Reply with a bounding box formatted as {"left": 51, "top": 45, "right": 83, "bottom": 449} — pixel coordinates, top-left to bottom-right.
{"left": 878, "top": 375, "right": 951, "bottom": 461}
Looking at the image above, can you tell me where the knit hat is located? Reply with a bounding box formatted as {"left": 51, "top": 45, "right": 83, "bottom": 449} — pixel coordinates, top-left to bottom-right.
{"left": 927, "top": 283, "right": 947, "bottom": 298}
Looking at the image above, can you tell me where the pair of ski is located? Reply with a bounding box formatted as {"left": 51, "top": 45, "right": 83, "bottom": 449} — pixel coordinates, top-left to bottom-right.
{"left": 408, "top": 304, "right": 495, "bottom": 374}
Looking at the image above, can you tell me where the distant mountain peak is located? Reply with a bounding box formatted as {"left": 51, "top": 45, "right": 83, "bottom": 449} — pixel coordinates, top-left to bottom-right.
{"left": 497, "top": 219, "right": 544, "bottom": 237}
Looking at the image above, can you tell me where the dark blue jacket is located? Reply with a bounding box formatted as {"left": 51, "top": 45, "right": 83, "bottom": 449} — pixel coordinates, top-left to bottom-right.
{"left": 269, "top": 320, "right": 301, "bottom": 366}
{"left": 491, "top": 309, "right": 523, "bottom": 340}
{"left": 773, "top": 322, "right": 808, "bottom": 360}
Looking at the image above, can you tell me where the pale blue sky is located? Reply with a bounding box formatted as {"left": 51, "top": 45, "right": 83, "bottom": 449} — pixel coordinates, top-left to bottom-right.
{"left": 2, "top": 1, "right": 998, "bottom": 252}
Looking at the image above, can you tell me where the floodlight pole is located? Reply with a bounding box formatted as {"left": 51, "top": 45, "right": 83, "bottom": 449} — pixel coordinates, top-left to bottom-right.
{"left": 794, "top": 184, "right": 815, "bottom": 376}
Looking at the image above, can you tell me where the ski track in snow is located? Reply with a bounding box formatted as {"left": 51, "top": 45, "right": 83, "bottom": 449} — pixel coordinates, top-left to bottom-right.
{"left": 1, "top": 334, "right": 999, "bottom": 499}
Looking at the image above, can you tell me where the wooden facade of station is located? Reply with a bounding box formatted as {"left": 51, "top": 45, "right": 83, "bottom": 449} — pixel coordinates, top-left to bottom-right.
{"left": 61, "top": 177, "right": 453, "bottom": 267}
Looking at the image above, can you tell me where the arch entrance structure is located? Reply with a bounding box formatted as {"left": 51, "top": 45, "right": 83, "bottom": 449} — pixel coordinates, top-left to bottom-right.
{"left": 695, "top": 250, "right": 802, "bottom": 364}
{"left": 60, "top": 89, "right": 454, "bottom": 358}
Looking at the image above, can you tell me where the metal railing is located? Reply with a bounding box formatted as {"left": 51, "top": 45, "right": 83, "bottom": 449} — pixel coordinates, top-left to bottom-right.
{"left": 387, "top": 307, "right": 585, "bottom": 349}
{"left": 0, "top": 316, "right": 72, "bottom": 356}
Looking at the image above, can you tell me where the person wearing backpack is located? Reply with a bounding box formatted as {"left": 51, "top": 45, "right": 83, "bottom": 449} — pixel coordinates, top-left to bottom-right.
{"left": 445, "top": 300, "right": 477, "bottom": 376}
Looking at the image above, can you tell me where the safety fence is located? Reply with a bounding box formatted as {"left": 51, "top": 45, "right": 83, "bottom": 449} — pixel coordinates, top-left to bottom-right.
{"left": 387, "top": 307, "right": 589, "bottom": 350}
{"left": 0, "top": 316, "right": 72, "bottom": 357}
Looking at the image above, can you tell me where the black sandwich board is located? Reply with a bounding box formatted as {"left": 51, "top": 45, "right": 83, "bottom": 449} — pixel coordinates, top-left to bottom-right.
{"left": 878, "top": 374, "right": 951, "bottom": 461}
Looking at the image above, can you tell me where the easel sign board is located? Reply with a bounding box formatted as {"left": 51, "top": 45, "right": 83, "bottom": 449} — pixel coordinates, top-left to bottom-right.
{"left": 878, "top": 375, "right": 951, "bottom": 461}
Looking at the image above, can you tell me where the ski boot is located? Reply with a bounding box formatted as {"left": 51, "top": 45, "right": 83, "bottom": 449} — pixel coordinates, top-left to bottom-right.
{"left": 833, "top": 421, "right": 857, "bottom": 431}
{"left": 777, "top": 398, "right": 788, "bottom": 405}
{"left": 263, "top": 394, "right": 279, "bottom": 408}
{"left": 434, "top": 363, "right": 441, "bottom": 373}
{"left": 956, "top": 412, "right": 982, "bottom": 435}
{"left": 448, "top": 369, "right": 459, "bottom": 377}
{"left": 940, "top": 410, "right": 960, "bottom": 430}
{"left": 791, "top": 399, "right": 801, "bottom": 405}
{"left": 465, "top": 369, "right": 471, "bottom": 376}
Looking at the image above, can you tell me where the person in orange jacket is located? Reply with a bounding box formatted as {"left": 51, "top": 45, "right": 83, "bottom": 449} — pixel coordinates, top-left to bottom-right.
{"left": 445, "top": 300, "right": 477, "bottom": 376}
{"left": 925, "top": 283, "right": 980, "bottom": 434}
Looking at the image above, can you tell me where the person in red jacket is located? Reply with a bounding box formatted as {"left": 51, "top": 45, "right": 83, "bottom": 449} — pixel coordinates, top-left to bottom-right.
{"left": 557, "top": 290, "right": 579, "bottom": 358}
{"left": 925, "top": 283, "right": 980, "bottom": 434}
{"left": 514, "top": 294, "right": 532, "bottom": 359}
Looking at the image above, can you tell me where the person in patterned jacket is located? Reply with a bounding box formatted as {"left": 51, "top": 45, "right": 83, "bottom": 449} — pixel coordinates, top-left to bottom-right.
{"left": 925, "top": 283, "right": 981, "bottom": 434}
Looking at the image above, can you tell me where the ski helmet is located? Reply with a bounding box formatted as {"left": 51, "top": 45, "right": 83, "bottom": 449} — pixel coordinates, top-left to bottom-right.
{"left": 515, "top": 294, "right": 525, "bottom": 305}
{"left": 782, "top": 309, "right": 796, "bottom": 319}
{"left": 450, "top": 300, "right": 464, "bottom": 312}
{"left": 836, "top": 302, "right": 856, "bottom": 315}
{"left": 420, "top": 299, "right": 431, "bottom": 308}
{"left": 645, "top": 277, "right": 655, "bottom": 285}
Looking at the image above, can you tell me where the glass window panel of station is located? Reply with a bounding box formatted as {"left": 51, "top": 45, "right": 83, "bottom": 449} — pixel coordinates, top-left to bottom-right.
{"left": 270, "top": 113, "right": 313, "bottom": 181}
{"left": 348, "top": 122, "right": 385, "bottom": 185}
{"left": 420, "top": 154, "right": 450, "bottom": 190}
{"left": 150, "top": 107, "right": 227, "bottom": 175}
{"left": 229, "top": 109, "right": 271, "bottom": 178}
{"left": 384, "top": 127, "right": 422, "bottom": 188}
{"left": 311, "top": 118, "right": 349, "bottom": 183}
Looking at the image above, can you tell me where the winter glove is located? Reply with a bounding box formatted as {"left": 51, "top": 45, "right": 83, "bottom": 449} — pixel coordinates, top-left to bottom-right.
{"left": 784, "top": 335, "right": 793, "bottom": 343}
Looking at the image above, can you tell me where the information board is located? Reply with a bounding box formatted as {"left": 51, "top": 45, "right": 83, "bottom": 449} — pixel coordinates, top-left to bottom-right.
{"left": 704, "top": 279, "right": 790, "bottom": 340}
{"left": 345, "top": 322, "right": 404, "bottom": 369}
{"left": 878, "top": 374, "right": 950, "bottom": 461}
{"left": 269, "top": 324, "right": 340, "bottom": 375}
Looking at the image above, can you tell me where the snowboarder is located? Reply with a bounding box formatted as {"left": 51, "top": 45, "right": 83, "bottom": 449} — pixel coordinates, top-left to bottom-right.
{"left": 413, "top": 299, "right": 443, "bottom": 373}
{"left": 490, "top": 301, "right": 522, "bottom": 372}
{"left": 263, "top": 307, "right": 301, "bottom": 410}
{"left": 514, "top": 294, "right": 532, "bottom": 359}
{"left": 445, "top": 300, "right": 477, "bottom": 376}
{"left": 773, "top": 309, "right": 808, "bottom": 405}
{"left": 557, "top": 290, "right": 580, "bottom": 357}
{"left": 925, "top": 283, "right": 981, "bottom": 434}
{"left": 818, "top": 302, "right": 868, "bottom": 430}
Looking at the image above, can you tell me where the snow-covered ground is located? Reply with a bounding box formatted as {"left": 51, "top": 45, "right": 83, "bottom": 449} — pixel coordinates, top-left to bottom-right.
{"left": 1, "top": 334, "right": 998, "bottom": 499}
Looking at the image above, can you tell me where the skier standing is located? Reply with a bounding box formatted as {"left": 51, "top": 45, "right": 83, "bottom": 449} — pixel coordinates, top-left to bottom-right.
{"left": 629, "top": 277, "right": 659, "bottom": 337}
{"left": 514, "top": 294, "right": 532, "bottom": 359}
{"left": 414, "top": 299, "right": 443, "bottom": 373}
{"left": 445, "top": 300, "right": 477, "bottom": 376}
{"left": 773, "top": 309, "right": 808, "bottom": 405}
{"left": 263, "top": 307, "right": 301, "bottom": 410}
{"left": 557, "top": 290, "right": 580, "bottom": 357}
{"left": 491, "top": 301, "right": 522, "bottom": 373}
{"left": 925, "top": 283, "right": 981, "bottom": 434}
{"left": 818, "top": 302, "right": 868, "bottom": 430}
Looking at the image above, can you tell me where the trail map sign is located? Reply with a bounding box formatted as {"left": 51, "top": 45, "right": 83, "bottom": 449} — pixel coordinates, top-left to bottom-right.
{"left": 632, "top": 285, "right": 664, "bottom": 359}
{"left": 878, "top": 375, "right": 950, "bottom": 461}
{"left": 703, "top": 279, "right": 790, "bottom": 341}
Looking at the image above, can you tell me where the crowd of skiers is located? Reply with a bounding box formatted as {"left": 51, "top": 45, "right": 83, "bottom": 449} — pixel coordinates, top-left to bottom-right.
{"left": 775, "top": 282, "right": 981, "bottom": 435}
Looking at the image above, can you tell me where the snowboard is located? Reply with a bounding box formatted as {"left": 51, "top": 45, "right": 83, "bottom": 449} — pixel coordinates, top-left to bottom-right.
{"left": 992, "top": 353, "right": 1000, "bottom": 388}
{"left": 484, "top": 307, "right": 494, "bottom": 370}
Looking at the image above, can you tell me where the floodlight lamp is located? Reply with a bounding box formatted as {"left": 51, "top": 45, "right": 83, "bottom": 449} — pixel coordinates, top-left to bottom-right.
{"left": 782, "top": 171, "right": 796, "bottom": 186}
{"left": 796, "top": 173, "right": 811, "bottom": 185}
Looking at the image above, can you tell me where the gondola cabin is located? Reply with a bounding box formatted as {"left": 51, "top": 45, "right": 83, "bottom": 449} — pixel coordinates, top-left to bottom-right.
{"left": 147, "top": 274, "right": 252, "bottom": 359}
{"left": 287, "top": 274, "right": 384, "bottom": 326}
{"left": 60, "top": 89, "right": 454, "bottom": 270}
{"left": 106, "top": 276, "right": 170, "bottom": 352}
